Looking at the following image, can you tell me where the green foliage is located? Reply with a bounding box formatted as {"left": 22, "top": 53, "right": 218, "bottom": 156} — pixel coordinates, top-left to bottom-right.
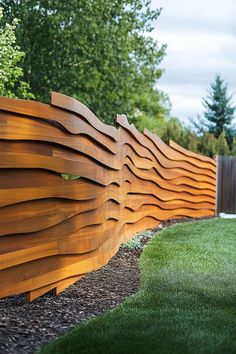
{"left": 161, "top": 117, "right": 198, "bottom": 152}
{"left": 61, "top": 174, "right": 80, "bottom": 180}
{"left": 189, "top": 75, "right": 236, "bottom": 156}
{"left": 161, "top": 117, "right": 185, "bottom": 144}
{"left": 0, "top": 7, "right": 33, "bottom": 98}
{"left": 197, "top": 130, "right": 230, "bottom": 157}
{"left": 204, "top": 75, "right": 235, "bottom": 138}
{"left": 231, "top": 138, "right": 236, "bottom": 156}
{"left": 122, "top": 230, "right": 154, "bottom": 250}
{"left": 198, "top": 133, "right": 218, "bottom": 158}
{"left": 134, "top": 90, "right": 171, "bottom": 136}
{"left": 39, "top": 219, "right": 236, "bottom": 354}
{"left": 1, "top": 0, "right": 166, "bottom": 124}
{"left": 216, "top": 131, "right": 230, "bottom": 156}
{"left": 184, "top": 131, "right": 199, "bottom": 153}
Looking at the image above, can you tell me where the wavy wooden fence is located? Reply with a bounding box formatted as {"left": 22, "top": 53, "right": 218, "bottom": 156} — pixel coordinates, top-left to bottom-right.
{"left": 0, "top": 93, "right": 216, "bottom": 301}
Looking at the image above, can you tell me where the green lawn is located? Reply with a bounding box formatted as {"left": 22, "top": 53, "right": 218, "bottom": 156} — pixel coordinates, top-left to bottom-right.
{"left": 39, "top": 219, "right": 236, "bottom": 354}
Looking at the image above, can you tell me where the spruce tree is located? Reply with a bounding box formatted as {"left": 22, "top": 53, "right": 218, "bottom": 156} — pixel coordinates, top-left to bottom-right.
{"left": 203, "top": 75, "right": 235, "bottom": 139}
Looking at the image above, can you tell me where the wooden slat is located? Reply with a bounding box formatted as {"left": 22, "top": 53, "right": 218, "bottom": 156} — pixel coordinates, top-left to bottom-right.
{"left": 27, "top": 274, "right": 84, "bottom": 301}
{"left": 169, "top": 140, "right": 216, "bottom": 166}
{"left": 117, "top": 115, "right": 216, "bottom": 174}
{"left": 217, "top": 156, "right": 236, "bottom": 214}
{"left": 51, "top": 92, "right": 118, "bottom": 141}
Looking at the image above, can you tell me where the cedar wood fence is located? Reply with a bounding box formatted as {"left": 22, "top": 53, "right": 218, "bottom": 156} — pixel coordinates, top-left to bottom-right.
{"left": 0, "top": 93, "right": 216, "bottom": 301}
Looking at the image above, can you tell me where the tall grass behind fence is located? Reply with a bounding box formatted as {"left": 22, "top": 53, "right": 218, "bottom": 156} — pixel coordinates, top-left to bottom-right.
{"left": 0, "top": 92, "right": 216, "bottom": 301}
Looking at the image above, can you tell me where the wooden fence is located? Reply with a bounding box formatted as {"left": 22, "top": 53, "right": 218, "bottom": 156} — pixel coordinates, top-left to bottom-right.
{"left": 217, "top": 156, "right": 236, "bottom": 214}
{"left": 0, "top": 93, "right": 216, "bottom": 301}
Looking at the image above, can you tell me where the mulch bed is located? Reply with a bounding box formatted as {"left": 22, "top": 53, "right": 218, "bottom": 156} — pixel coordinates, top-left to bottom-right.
{"left": 0, "top": 217, "right": 213, "bottom": 354}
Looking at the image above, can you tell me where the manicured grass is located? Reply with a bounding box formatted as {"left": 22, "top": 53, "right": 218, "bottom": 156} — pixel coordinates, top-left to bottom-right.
{"left": 39, "top": 219, "right": 236, "bottom": 354}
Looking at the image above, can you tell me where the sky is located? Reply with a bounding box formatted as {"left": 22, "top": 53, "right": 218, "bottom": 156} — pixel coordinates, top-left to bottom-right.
{"left": 150, "top": 0, "right": 236, "bottom": 124}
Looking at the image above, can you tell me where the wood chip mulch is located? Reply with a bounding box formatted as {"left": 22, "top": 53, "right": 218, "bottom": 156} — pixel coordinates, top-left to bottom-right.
{"left": 0, "top": 217, "right": 213, "bottom": 354}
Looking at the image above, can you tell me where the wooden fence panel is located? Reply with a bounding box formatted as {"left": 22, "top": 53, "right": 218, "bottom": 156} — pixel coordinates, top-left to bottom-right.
{"left": 217, "top": 156, "right": 236, "bottom": 214}
{"left": 0, "top": 93, "right": 216, "bottom": 301}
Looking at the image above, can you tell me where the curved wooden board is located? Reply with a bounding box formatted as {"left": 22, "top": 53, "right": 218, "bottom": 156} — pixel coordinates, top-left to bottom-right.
{"left": 0, "top": 112, "right": 216, "bottom": 187}
{"left": 51, "top": 92, "right": 118, "bottom": 141}
{"left": 117, "top": 115, "right": 216, "bottom": 173}
{"left": 0, "top": 173, "right": 215, "bottom": 211}
{"left": 0, "top": 138, "right": 216, "bottom": 191}
{"left": 0, "top": 203, "right": 214, "bottom": 271}
{"left": 169, "top": 140, "right": 216, "bottom": 166}
{"left": 0, "top": 194, "right": 214, "bottom": 237}
{"left": 144, "top": 128, "right": 216, "bottom": 172}
{"left": 0, "top": 95, "right": 118, "bottom": 142}
{"left": 27, "top": 274, "right": 85, "bottom": 301}
{"left": 0, "top": 153, "right": 216, "bottom": 198}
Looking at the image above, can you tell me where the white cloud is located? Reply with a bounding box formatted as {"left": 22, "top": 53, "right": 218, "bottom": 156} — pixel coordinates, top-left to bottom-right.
{"left": 152, "top": 0, "right": 236, "bottom": 34}
{"left": 150, "top": 0, "right": 236, "bottom": 123}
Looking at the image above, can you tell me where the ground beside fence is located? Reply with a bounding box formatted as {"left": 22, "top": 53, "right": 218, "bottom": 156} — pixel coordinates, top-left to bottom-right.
{"left": 39, "top": 218, "right": 236, "bottom": 354}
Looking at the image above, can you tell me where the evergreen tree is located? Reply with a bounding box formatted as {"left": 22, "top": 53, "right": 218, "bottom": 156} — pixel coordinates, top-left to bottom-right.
{"left": 202, "top": 75, "right": 235, "bottom": 139}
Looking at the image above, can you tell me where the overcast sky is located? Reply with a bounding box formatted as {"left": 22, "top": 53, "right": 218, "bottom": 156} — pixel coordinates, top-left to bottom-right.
{"left": 150, "top": 0, "right": 236, "bottom": 124}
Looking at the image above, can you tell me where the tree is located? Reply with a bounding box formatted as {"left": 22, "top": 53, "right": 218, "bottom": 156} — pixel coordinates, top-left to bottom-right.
{"left": 134, "top": 90, "right": 171, "bottom": 136}
{"left": 161, "top": 117, "right": 199, "bottom": 152}
{"left": 0, "top": 7, "right": 33, "bottom": 98}
{"left": 162, "top": 118, "right": 184, "bottom": 144}
{"left": 231, "top": 138, "right": 236, "bottom": 156}
{"left": 216, "top": 131, "right": 229, "bottom": 156}
{"left": 194, "top": 75, "right": 235, "bottom": 139}
{"left": 1, "top": 0, "right": 166, "bottom": 124}
{"left": 183, "top": 130, "right": 198, "bottom": 153}
{"left": 198, "top": 133, "right": 218, "bottom": 158}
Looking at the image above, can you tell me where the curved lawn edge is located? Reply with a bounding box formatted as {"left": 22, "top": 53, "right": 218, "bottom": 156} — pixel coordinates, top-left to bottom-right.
{"left": 38, "top": 219, "right": 236, "bottom": 354}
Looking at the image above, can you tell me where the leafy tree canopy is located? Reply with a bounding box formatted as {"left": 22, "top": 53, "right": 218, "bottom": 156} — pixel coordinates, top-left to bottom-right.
{"left": 0, "top": 7, "right": 33, "bottom": 98}
{"left": 1, "top": 0, "right": 167, "bottom": 124}
{"left": 161, "top": 117, "right": 198, "bottom": 152}
{"left": 134, "top": 89, "right": 171, "bottom": 136}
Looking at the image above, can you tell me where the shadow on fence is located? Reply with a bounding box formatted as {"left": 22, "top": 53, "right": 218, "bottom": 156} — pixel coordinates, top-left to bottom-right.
{"left": 0, "top": 92, "right": 216, "bottom": 301}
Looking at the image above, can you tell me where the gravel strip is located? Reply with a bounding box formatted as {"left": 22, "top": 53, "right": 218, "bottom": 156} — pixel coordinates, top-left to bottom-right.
{"left": 0, "top": 217, "right": 213, "bottom": 354}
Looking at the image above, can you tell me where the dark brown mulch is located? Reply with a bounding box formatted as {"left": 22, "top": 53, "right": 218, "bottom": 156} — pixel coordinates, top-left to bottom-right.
{"left": 0, "top": 239, "right": 147, "bottom": 354}
{"left": 0, "top": 217, "right": 214, "bottom": 354}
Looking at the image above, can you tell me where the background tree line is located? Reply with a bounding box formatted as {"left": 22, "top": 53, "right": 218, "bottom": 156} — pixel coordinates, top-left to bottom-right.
{"left": 163, "top": 75, "right": 236, "bottom": 157}
{"left": 1, "top": 0, "right": 169, "bottom": 125}
{"left": 0, "top": 1, "right": 235, "bottom": 156}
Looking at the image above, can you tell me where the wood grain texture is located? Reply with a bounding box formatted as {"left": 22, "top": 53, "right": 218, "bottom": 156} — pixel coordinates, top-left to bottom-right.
{"left": 0, "top": 93, "right": 216, "bottom": 301}
{"left": 217, "top": 156, "right": 236, "bottom": 214}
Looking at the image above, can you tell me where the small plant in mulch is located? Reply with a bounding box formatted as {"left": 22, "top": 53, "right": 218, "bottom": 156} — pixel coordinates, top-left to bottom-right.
{"left": 121, "top": 228, "right": 159, "bottom": 251}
